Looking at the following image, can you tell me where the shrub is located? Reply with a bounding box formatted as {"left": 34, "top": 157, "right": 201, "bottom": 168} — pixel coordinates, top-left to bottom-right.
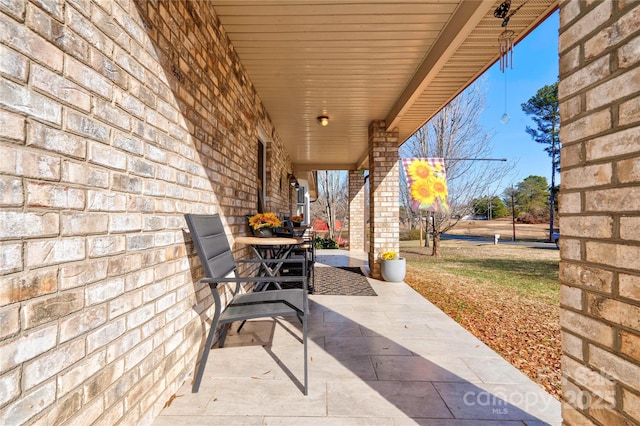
{"left": 315, "top": 236, "right": 339, "bottom": 249}
{"left": 400, "top": 228, "right": 422, "bottom": 241}
{"left": 517, "top": 212, "right": 548, "bottom": 224}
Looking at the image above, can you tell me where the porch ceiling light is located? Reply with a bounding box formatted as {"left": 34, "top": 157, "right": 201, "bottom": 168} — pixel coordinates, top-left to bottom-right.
{"left": 288, "top": 173, "right": 299, "bottom": 188}
{"left": 317, "top": 115, "right": 329, "bottom": 126}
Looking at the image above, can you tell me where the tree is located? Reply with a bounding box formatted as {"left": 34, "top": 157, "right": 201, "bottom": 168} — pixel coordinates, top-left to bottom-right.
{"left": 312, "top": 170, "right": 348, "bottom": 240}
{"left": 521, "top": 82, "right": 560, "bottom": 240}
{"left": 473, "top": 196, "right": 508, "bottom": 219}
{"left": 503, "top": 185, "right": 517, "bottom": 240}
{"left": 401, "top": 80, "right": 514, "bottom": 256}
{"left": 512, "top": 175, "right": 550, "bottom": 222}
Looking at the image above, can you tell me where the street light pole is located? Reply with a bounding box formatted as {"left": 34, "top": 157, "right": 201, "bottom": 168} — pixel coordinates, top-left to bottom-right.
{"left": 511, "top": 185, "right": 516, "bottom": 241}
{"left": 548, "top": 133, "right": 557, "bottom": 242}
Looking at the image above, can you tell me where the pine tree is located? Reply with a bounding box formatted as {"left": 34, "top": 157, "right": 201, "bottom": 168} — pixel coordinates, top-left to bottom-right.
{"left": 521, "top": 82, "right": 560, "bottom": 241}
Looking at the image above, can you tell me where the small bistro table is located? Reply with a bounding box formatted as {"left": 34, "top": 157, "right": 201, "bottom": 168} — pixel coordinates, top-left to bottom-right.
{"left": 235, "top": 235, "right": 304, "bottom": 290}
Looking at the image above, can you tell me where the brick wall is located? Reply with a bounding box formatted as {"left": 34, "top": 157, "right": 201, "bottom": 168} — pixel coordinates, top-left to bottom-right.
{"left": 348, "top": 170, "right": 366, "bottom": 251}
{"left": 368, "top": 120, "right": 400, "bottom": 279}
{"left": 558, "top": 1, "right": 640, "bottom": 424}
{"left": 0, "top": 0, "right": 293, "bottom": 424}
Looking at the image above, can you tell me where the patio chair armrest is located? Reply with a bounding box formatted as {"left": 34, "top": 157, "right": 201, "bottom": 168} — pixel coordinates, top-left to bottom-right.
{"left": 235, "top": 258, "right": 306, "bottom": 265}
{"left": 200, "top": 274, "right": 307, "bottom": 285}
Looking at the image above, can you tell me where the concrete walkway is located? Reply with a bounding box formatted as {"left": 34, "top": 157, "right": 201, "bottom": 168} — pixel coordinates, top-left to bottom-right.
{"left": 153, "top": 250, "right": 561, "bottom": 425}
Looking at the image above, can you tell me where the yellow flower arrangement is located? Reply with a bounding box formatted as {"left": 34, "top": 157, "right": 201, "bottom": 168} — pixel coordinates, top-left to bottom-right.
{"left": 248, "top": 212, "right": 282, "bottom": 230}
{"left": 380, "top": 250, "right": 399, "bottom": 261}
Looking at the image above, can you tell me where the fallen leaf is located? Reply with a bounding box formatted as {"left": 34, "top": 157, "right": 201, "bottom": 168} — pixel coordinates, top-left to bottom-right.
{"left": 163, "top": 394, "right": 182, "bottom": 408}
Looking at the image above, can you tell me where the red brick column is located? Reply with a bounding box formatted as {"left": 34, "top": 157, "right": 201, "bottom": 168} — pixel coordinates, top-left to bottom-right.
{"left": 368, "top": 120, "right": 400, "bottom": 279}
{"left": 558, "top": 1, "right": 640, "bottom": 424}
{"left": 349, "top": 170, "right": 366, "bottom": 252}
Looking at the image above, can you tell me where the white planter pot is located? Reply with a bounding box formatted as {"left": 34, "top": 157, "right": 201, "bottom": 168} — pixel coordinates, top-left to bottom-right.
{"left": 380, "top": 258, "right": 406, "bottom": 282}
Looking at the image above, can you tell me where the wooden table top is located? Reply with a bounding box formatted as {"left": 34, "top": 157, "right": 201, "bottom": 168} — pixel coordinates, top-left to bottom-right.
{"left": 235, "top": 236, "right": 304, "bottom": 246}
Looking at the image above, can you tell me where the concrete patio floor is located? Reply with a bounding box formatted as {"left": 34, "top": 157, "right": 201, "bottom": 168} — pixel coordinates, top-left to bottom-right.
{"left": 153, "top": 250, "right": 561, "bottom": 425}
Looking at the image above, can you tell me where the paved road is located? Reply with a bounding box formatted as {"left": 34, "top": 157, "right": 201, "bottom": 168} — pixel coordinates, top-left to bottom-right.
{"left": 441, "top": 233, "right": 559, "bottom": 250}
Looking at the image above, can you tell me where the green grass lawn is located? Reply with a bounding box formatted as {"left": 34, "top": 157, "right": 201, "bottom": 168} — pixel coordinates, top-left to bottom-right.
{"left": 402, "top": 240, "right": 559, "bottom": 301}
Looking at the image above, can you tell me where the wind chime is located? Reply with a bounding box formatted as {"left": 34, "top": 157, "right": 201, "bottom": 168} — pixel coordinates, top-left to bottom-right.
{"left": 493, "top": 0, "right": 526, "bottom": 72}
{"left": 498, "top": 30, "right": 515, "bottom": 72}
{"left": 493, "top": 0, "right": 526, "bottom": 123}
{"left": 498, "top": 29, "right": 514, "bottom": 123}
{"left": 494, "top": 0, "right": 524, "bottom": 72}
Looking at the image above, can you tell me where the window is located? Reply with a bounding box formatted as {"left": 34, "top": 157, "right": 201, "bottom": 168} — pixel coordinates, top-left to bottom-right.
{"left": 257, "top": 140, "right": 265, "bottom": 212}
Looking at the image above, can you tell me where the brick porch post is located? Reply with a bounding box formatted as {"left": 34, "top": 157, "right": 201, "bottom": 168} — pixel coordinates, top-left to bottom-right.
{"left": 349, "top": 170, "right": 366, "bottom": 252}
{"left": 368, "top": 120, "right": 400, "bottom": 279}
{"left": 558, "top": 1, "right": 640, "bottom": 424}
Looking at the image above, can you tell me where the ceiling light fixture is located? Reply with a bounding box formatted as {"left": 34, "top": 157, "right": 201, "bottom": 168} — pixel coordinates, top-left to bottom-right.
{"left": 317, "top": 115, "right": 329, "bottom": 126}
{"left": 287, "top": 173, "right": 299, "bottom": 188}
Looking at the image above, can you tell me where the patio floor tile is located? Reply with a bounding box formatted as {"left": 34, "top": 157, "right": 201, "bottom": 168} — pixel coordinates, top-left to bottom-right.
{"left": 327, "top": 380, "right": 453, "bottom": 418}
{"left": 153, "top": 415, "right": 264, "bottom": 426}
{"left": 324, "top": 335, "right": 414, "bottom": 357}
{"left": 371, "top": 355, "right": 482, "bottom": 383}
{"left": 168, "top": 378, "right": 327, "bottom": 417}
{"left": 434, "top": 382, "right": 561, "bottom": 424}
{"left": 263, "top": 416, "right": 394, "bottom": 425}
{"left": 392, "top": 420, "right": 527, "bottom": 426}
{"left": 461, "top": 357, "right": 535, "bottom": 385}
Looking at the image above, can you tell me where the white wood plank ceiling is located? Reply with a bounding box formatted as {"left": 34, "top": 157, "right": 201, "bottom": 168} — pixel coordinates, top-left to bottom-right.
{"left": 211, "top": 0, "right": 557, "bottom": 172}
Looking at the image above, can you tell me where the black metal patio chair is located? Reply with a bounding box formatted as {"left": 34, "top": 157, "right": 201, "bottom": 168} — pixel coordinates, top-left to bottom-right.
{"left": 279, "top": 229, "right": 316, "bottom": 292}
{"left": 184, "top": 213, "right": 308, "bottom": 394}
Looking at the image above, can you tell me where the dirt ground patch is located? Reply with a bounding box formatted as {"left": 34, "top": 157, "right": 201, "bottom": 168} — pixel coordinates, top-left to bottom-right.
{"left": 446, "top": 218, "right": 553, "bottom": 241}
{"left": 402, "top": 239, "right": 561, "bottom": 399}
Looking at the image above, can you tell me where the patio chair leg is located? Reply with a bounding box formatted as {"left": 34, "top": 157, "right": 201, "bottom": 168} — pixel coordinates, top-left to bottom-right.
{"left": 192, "top": 321, "right": 218, "bottom": 393}
{"left": 218, "top": 323, "right": 231, "bottom": 348}
{"left": 303, "top": 308, "right": 308, "bottom": 395}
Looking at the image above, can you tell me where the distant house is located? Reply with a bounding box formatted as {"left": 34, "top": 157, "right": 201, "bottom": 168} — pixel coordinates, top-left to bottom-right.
{"left": 312, "top": 218, "right": 329, "bottom": 231}
{"left": 312, "top": 219, "right": 343, "bottom": 232}
{"left": 312, "top": 219, "right": 348, "bottom": 247}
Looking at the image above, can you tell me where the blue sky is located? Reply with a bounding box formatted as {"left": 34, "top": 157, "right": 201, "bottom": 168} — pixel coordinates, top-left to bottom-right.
{"left": 479, "top": 11, "right": 559, "bottom": 186}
